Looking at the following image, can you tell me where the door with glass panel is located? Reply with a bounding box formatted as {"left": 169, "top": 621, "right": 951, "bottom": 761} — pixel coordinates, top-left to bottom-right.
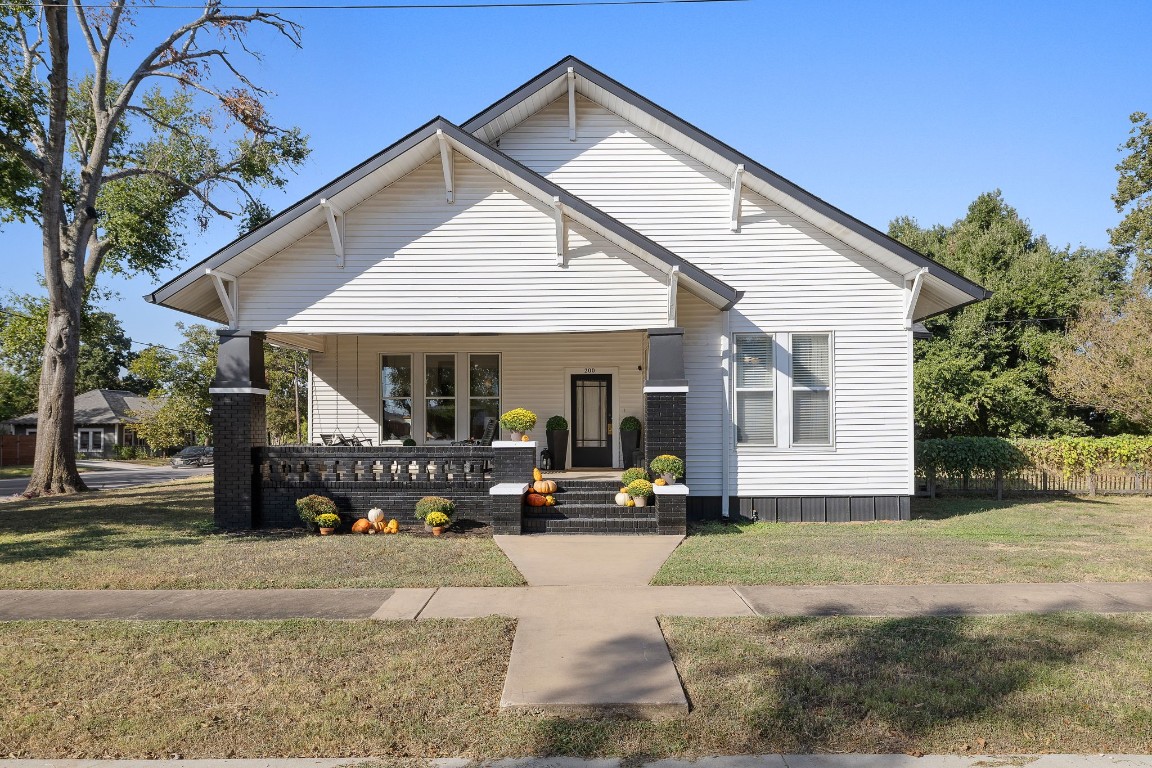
{"left": 571, "top": 374, "right": 613, "bottom": 467}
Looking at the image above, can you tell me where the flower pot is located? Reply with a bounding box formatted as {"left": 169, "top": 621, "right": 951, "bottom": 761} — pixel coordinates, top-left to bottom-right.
{"left": 319, "top": 527, "right": 335, "bottom": 535}
{"left": 546, "top": 429, "right": 569, "bottom": 471}
{"left": 633, "top": 496, "right": 648, "bottom": 508}
{"left": 661, "top": 472, "right": 676, "bottom": 485}
{"left": 432, "top": 526, "right": 444, "bottom": 536}
{"left": 509, "top": 431, "right": 524, "bottom": 441}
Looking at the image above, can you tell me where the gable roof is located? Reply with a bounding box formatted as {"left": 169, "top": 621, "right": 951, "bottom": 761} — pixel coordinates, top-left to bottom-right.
{"left": 146, "top": 118, "right": 739, "bottom": 323}
{"left": 462, "top": 56, "right": 990, "bottom": 320}
{"left": 6, "top": 389, "right": 160, "bottom": 426}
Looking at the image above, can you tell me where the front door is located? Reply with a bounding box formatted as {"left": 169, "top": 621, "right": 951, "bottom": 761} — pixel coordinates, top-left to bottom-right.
{"left": 571, "top": 374, "right": 613, "bottom": 467}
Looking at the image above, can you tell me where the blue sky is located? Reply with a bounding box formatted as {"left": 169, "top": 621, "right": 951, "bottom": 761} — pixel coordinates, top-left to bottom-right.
{"left": 3, "top": 0, "right": 1150, "bottom": 350}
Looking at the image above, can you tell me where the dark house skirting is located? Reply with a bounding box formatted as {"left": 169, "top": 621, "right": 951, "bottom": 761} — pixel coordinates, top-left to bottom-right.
{"left": 687, "top": 495, "right": 911, "bottom": 522}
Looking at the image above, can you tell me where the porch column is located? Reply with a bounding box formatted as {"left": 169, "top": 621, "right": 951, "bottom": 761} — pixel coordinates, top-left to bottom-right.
{"left": 644, "top": 327, "right": 688, "bottom": 472}
{"left": 210, "top": 330, "right": 268, "bottom": 530}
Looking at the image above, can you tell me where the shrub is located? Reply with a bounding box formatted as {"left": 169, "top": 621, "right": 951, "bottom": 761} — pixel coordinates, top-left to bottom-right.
{"left": 626, "top": 479, "right": 654, "bottom": 498}
{"left": 915, "top": 437, "right": 1029, "bottom": 479}
{"left": 297, "top": 494, "right": 337, "bottom": 530}
{"left": 621, "top": 467, "right": 649, "bottom": 485}
{"left": 414, "top": 496, "right": 455, "bottom": 522}
{"left": 315, "top": 513, "right": 340, "bottom": 530}
{"left": 116, "top": 446, "right": 135, "bottom": 460}
{"left": 402, "top": 438, "right": 417, "bottom": 446}
{"left": 425, "top": 511, "right": 451, "bottom": 528}
{"left": 500, "top": 408, "right": 537, "bottom": 433}
{"left": 650, "top": 454, "right": 684, "bottom": 478}
{"left": 546, "top": 415, "right": 568, "bottom": 432}
{"left": 620, "top": 416, "right": 641, "bottom": 432}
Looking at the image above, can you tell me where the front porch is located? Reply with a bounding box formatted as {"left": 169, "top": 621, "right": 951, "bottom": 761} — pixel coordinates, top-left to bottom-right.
{"left": 210, "top": 327, "right": 690, "bottom": 534}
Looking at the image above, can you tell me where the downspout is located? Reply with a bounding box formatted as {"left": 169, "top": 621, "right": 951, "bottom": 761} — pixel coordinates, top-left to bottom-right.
{"left": 721, "top": 309, "right": 731, "bottom": 518}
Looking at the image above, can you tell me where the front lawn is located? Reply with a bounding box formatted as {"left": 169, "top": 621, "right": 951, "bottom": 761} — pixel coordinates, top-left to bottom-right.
{"left": 0, "top": 478, "right": 525, "bottom": 588}
{"left": 1, "top": 613, "right": 1148, "bottom": 757}
{"left": 654, "top": 496, "right": 1152, "bottom": 585}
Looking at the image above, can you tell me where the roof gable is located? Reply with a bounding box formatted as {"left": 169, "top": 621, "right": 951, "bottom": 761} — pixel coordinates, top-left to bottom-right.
{"left": 462, "top": 57, "right": 989, "bottom": 319}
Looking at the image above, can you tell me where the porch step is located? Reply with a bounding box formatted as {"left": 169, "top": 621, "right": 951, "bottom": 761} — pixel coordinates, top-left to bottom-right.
{"left": 522, "top": 499, "right": 657, "bottom": 534}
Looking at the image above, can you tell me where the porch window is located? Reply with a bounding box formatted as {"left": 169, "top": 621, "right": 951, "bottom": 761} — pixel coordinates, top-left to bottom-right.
{"left": 76, "top": 429, "right": 103, "bottom": 452}
{"left": 381, "top": 354, "right": 413, "bottom": 441}
{"left": 425, "top": 354, "right": 456, "bottom": 442}
{"left": 734, "top": 333, "right": 774, "bottom": 445}
{"left": 791, "top": 333, "right": 832, "bottom": 445}
{"left": 468, "top": 353, "right": 501, "bottom": 440}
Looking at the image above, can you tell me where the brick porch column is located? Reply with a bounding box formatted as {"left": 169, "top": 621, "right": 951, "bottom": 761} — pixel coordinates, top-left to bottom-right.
{"left": 210, "top": 330, "right": 268, "bottom": 530}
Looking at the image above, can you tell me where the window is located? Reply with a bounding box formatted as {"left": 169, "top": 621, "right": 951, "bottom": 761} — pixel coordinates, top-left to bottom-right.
{"left": 468, "top": 353, "right": 500, "bottom": 440}
{"left": 380, "top": 355, "right": 413, "bottom": 441}
{"left": 734, "top": 334, "right": 774, "bottom": 445}
{"left": 791, "top": 334, "right": 832, "bottom": 446}
{"left": 425, "top": 353, "right": 456, "bottom": 442}
{"left": 76, "top": 429, "right": 103, "bottom": 452}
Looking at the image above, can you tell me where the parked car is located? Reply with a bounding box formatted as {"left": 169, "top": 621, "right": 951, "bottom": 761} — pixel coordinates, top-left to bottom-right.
{"left": 171, "top": 446, "right": 213, "bottom": 468}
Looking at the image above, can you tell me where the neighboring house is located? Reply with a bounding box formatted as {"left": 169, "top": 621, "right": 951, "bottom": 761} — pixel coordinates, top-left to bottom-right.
{"left": 146, "top": 57, "right": 987, "bottom": 532}
{"left": 5, "top": 389, "right": 160, "bottom": 458}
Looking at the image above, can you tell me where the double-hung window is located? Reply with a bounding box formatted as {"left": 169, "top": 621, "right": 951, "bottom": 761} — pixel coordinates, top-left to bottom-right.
{"left": 425, "top": 354, "right": 456, "bottom": 443}
{"left": 791, "top": 333, "right": 832, "bottom": 446}
{"left": 468, "top": 353, "right": 501, "bottom": 440}
{"left": 381, "top": 355, "right": 413, "bottom": 441}
{"left": 734, "top": 333, "right": 775, "bottom": 445}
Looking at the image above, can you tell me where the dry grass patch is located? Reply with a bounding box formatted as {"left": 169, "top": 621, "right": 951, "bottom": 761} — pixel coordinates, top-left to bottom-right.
{"left": 654, "top": 495, "right": 1152, "bottom": 585}
{"left": 2, "top": 614, "right": 1150, "bottom": 758}
{"left": 0, "top": 478, "right": 524, "bottom": 588}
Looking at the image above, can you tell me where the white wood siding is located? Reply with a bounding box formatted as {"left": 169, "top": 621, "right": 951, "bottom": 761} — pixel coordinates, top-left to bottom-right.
{"left": 500, "top": 97, "right": 913, "bottom": 496}
{"left": 310, "top": 332, "right": 647, "bottom": 468}
{"left": 236, "top": 153, "right": 669, "bottom": 334}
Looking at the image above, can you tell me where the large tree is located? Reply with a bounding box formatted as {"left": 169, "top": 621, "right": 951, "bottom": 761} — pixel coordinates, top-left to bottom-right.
{"left": 1110, "top": 112, "right": 1152, "bottom": 272}
{"left": 0, "top": 290, "right": 136, "bottom": 422}
{"left": 0, "top": 1, "right": 308, "bottom": 496}
{"left": 891, "top": 191, "right": 1127, "bottom": 438}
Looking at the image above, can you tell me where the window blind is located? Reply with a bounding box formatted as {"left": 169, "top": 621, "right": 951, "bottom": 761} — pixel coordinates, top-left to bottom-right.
{"left": 791, "top": 334, "right": 831, "bottom": 445}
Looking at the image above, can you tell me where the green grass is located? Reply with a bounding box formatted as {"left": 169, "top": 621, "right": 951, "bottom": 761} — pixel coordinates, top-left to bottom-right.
{"left": 0, "top": 466, "right": 33, "bottom": 479}
{"left": 654, "top": 495, "right": 1152, "bottom": 585}
{"left": 1, "top": 614, "right": 1149, "bottom": 758}
{"left": 0, "top": 478, "right": 525, "bottom": 588}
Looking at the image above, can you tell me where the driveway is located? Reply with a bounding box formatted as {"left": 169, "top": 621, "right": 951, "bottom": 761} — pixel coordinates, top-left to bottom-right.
{"left": 0, "top": 461, "right": 211, "bottom": 497}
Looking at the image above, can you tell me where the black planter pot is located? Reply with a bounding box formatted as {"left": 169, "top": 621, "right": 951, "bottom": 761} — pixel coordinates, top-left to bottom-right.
{"left": 546, "top": 429, "right": 569, "bottom": 471}
{"left": 620, "top": 429, "right": 641, "bottom": 469}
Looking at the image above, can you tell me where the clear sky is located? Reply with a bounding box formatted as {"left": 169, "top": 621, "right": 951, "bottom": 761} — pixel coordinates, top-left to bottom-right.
{"left": 2, "top": 0, "right": 1150, "bottom": 350}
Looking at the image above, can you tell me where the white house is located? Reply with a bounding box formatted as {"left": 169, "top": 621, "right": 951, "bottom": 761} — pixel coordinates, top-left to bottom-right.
{"left": 147, "top": 57, "right": 987, "bottom": 532}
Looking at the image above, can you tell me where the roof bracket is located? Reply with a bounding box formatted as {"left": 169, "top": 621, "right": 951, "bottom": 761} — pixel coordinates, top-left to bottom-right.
{"left": 206, "top": 268, "right": 238, "bottom": 329}
{"left": 567, "top": 67, "right": 577, "bottom": 142}
{"left": 436, "top": 129, "right": 455, "bottom": 203}
{"left": 904, "top": 268, "right": 928, "bottom": 328}
{"left": 730, "top": 164, "right": 745, "bottom": 232}
{"left": 667, "top": 265, "right": 680, "bottom": 326}
{"left": 319, "top": 199, "right": 345, "bottom": 268}
{"left": 552, "top": 196, "right": 568, "bottom": 267}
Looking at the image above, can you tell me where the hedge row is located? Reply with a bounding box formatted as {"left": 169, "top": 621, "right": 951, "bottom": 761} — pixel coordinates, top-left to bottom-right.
{"left": 916, "top": 435, "right": 1152, "bottom": 478}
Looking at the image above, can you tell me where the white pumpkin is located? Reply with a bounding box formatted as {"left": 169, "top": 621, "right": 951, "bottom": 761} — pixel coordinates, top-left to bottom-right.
{"left": 615, "top": 492, "right": 632, "bottom": 507}
{"left": 367, "top": 508, "right": 384, "bottom": 524}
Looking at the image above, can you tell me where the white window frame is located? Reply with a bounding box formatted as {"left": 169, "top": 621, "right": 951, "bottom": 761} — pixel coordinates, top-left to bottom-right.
{"left": 789, "top": 332, "right": 834, "bottom": 448}
{"left": 733, "top": 333, "right": 776, "bottom": 447}
{"left": 423, "top": 352, "right": 458, "bottom": 444}
{"left": 76, "top": 428, "right": 103, "bottom": 452}
{"left": 379, "top": 353, "right": 415, "bottom": 444}
{"left": 731, "top": 331, "right": 836, "bottom": 451}
{"left": 466, "top": 352, "right": 501, "bottom": 442}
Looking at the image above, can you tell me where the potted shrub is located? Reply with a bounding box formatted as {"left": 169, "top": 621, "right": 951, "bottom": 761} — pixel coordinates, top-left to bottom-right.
{"left": 500, "top": 408, "right": 537, "bottom": 440}
{"left": 315, "top": 512, "right": 341, "bottom": 535}
{"left": 425, "top": 511, "right": 451, "bottom": 536}
{"left": 545, "top": 415, "right": 569, "bottom": 471}
{"left": 650, "top": 454, "right": 685, "bottom": 485}
{"left": 297, "top": 494, "right": 337, "bottom": 532}
{"left": 415, "top": 496, "right": 455, "bottom": 531}
{"left": 626, "top": 478, "right": 654, "bottom": 507}
{"left": 620, "top": 416, "right": 642, "bottom": 467}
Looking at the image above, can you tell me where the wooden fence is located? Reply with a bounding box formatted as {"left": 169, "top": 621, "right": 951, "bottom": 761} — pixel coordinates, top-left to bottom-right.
{"left": 0, "top": 435, "right": 36, "bottom": 467}
{"left": 919, "top": 469, "right": 1152, "bottom": 498}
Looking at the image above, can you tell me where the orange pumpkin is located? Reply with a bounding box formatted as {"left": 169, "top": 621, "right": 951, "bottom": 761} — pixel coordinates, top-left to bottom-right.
{"left": 351, "top": 518, "right": 373, "bottom": 534}
{"left": 525, "top": 493, "right": 548, "bottom": 507}
{"left": 532, "top": 480, "right": 558, "bottom": 494}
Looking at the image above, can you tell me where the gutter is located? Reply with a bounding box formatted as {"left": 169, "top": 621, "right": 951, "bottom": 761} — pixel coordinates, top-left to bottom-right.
{"left": 721, "top": 309, "right": 731, "bottom": 519}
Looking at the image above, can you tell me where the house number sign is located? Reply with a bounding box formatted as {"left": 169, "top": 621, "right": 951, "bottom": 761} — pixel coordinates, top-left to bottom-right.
{"left": 584, "top": 368, "right": 597, "bottom": 373}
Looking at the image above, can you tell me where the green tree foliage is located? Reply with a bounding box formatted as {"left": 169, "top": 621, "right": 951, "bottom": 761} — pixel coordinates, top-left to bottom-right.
{"left": 130, "top": 395, "right": 209, "bottom": 453}
{"left": 0, "top": 291, "right": 136, "bottom": 421}
{"left": 129, "top": 323, "right": 307, "bottom": 446}
{"left": 890, "top": 191, "right": 1126, "bottom": 438}
{"left": 0, "top": 2, "right": 309, "bottom": 495}
{"left": 1110, "top": 112, "right": 1152, "bottom": 271}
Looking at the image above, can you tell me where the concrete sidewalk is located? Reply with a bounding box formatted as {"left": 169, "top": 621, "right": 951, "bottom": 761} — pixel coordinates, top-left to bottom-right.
{"left": 3, "top": 754, "right": 1152, "bottom": 767}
